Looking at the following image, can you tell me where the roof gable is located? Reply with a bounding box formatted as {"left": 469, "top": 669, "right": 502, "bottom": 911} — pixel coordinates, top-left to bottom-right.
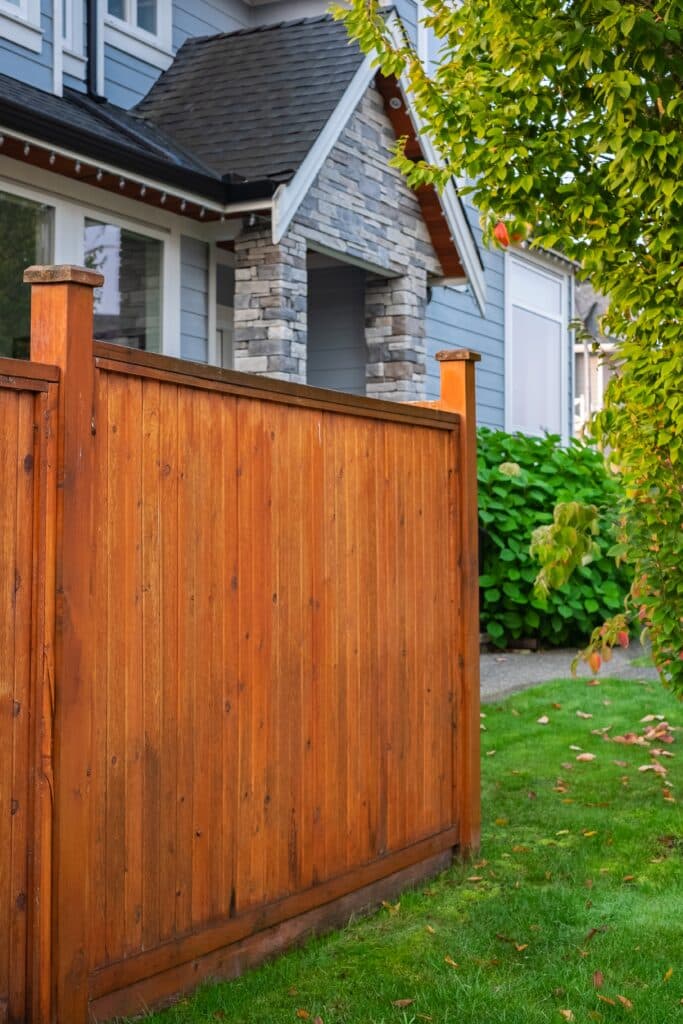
{"left": 135, "top": 16, "right": 365, "bottom": 184}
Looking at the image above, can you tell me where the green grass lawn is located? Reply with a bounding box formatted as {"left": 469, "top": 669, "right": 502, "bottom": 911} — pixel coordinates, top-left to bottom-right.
{"left": 142, "top": 677, "right": 683, "bottom": 1024}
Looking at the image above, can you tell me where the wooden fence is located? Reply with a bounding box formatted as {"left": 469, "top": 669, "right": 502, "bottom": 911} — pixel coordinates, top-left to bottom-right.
{"left": 0, "top": 265, "right": 480, "bottom": 1024}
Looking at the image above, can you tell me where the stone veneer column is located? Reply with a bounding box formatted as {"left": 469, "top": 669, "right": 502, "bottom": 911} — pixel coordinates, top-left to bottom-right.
{"left": 364, "top": 267, "right": 428, "bottom": 401}
{"left": 233, "top": 226, "right": 307, "bottom": 383}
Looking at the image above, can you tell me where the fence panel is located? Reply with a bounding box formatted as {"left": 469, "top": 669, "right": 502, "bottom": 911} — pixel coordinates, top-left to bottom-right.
{"left": 84, "top": 349, "right": 461, "bottom": 1013}
{"left": 18, "top": 267, "right": 479, "bottom": 1024}
{"left": 0, "top": 361, "right": 57, "bottom": 1024}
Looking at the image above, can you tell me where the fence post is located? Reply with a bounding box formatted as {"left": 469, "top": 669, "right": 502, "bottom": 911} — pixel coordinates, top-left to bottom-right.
{"left": 436, "top": 349, "right": 481, "bottom": 855}
{"left": 25, "top": 265, "right": 103, "bottom": 1024}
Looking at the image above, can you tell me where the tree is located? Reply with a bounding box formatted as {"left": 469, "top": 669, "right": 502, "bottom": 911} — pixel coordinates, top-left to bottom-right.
{"left": 339, "top": 0, "right": 683, "bottom": 692}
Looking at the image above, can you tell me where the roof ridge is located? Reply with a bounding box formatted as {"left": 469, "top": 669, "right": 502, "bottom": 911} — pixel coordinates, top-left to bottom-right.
{"left": 180, "top": 12, "right": 342, "bottom": 49}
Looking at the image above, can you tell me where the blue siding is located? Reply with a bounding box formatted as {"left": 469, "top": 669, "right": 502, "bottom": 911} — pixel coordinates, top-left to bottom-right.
{"left": 0, "top": 0, "right": 53, "bottom": 92}
{"left": 180, "top": 234, "right": 209, "bottom": 363}
{"left": 103, "top": 44, "right": 160, "bottom": 107}
{"left": 173, "top": 0, "right": 248, "bottom": 48}
{"left": 425, "top": 197, "right": 506, "bottom": 429}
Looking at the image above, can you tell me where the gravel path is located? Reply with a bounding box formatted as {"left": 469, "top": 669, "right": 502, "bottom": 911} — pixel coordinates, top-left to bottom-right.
{"left": 480, "top": 641, "right": 659, "bottom": 703}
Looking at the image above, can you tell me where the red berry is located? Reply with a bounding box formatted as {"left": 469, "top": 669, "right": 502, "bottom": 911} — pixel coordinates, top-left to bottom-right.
{"left": 493, "top": 221, "right": 510, "bottom": 247}
{"left": 617, "top": 631, "right": 629, "bottom": 648}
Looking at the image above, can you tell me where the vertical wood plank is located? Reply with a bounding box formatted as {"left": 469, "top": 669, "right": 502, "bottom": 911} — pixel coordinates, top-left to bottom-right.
{"left": 436, "top": 351, "right": 481, "bottom": 855}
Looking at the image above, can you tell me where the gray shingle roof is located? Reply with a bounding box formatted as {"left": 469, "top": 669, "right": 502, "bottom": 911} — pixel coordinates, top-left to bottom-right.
{"left": 135, "top": 15, "right": 366, "bottom": 184}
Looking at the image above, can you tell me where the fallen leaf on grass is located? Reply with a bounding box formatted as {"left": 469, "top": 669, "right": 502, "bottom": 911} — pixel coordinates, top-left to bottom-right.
{"left": 486, "top": 749, "right": 497, "bottom": 756}
{"left": 313, "top": 1018, "right": 323, "bottom": 1024}
{"left": 288, "top": 987, "right": 299, "bottom": 996}
{"left": 597, "top": 995, "right": 616, "bottom": 1006}
{"left": 391, "top": 999, "right": 414, "bottom": 1008}
{"left": 576, "top": 753, "right": 596, "bottom": 762}
{"left": 425, "top": 924, "right": 435, "bottom": 934}
{"left": 559, "top": 1011, "right": 574, "bottom": 1021}
{"left": 641, "top": 714, "right": 665, "bottom": 723}
{"left": 583, "top": 830, "right": 598, "bottom": 837}
{"left": 663, "top": 967, "right": 674, "bottom": 982}
{"left": 382, "top": 900, "right": 401, "bottom": 914}
{"left": 586, "top": 679, "right": 601, "bottom": 686}
{"left": 588, "top": 1012, "right": 604, "bottom": 1021}
{"left": 613, "top": 733, "right": 646, "bottom": 746}
{"left": 613, "top": 760, "right": 628, "bottom": 767}
{"left": 617, "top": 995, "right": 633, "bottom": 1010}
{"left": 515, "top": 943, "right": 528, "bottom": 952}
{"left": 495, "top": 817, "right": 509, "bottom": 826}
{"left": 593, "top": 970, "right": 604, "bottom": 988}
{"left": 639, "top": 762, "right": 667, "bottom": 775}
{"left": 444, "top": 955, "right": 459, "bottom": 968}
{"left": 296, "top": 1011, "right": 310, "bottom": 1020}
{"left": 569, "top": 745, "right": 583, "bottom": 752}
{"left": 622, "top": 875, "right": 636, "bottom": 883}
{"left": 577, "top": 711, "right": 593, "bottom": 719}
{"left": 466, "top": 876, "right": 483, "bottom": 883}
{"left": 416, "top": 1015, "right": 433, "bottom": 1022}
{"left": 537, "top": 715, "right": 550, "bottom": 725}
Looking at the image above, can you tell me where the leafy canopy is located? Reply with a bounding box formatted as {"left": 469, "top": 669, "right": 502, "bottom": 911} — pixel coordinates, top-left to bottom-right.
{"left": 339, "top": 0, "right": 683, "bottom": 692}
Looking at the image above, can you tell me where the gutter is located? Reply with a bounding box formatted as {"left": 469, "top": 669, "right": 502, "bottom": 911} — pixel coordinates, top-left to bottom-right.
{"left": 0, "top": 101, "right": 278, "bottom": 209}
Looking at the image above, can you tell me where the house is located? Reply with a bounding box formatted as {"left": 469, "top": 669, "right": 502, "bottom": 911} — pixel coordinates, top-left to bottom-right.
{"left": 0, "top": 0, "right": 576, "bottom": 437}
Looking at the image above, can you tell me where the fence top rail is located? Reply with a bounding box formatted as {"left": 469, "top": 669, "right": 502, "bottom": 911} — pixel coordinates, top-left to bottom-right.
{"left": 93, "top": 342, "right": 460, "bottom": 433}
{"left": 0, "top": 356, "right": 60, "bottom": 387}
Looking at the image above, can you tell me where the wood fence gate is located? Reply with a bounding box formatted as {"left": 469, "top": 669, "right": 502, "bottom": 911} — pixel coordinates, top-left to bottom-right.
{"left": 0, "top": 265, "right": 480, "bottom": 1024}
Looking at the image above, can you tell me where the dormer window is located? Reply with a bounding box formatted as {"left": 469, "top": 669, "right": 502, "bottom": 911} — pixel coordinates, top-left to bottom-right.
{"left": 0, "top": 0, "right": 42, "bottom": 53}
{"left": 108, "top": 0, "right": 156, "bottom": 35}
{"left": 105, "top": 0, "right": 172, "bottom": 70}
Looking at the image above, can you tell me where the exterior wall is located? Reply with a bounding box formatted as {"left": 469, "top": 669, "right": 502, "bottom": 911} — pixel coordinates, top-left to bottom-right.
{"left": 365, "top": 270, "right": 428, "bottom": 401}
{"left": 295, "top": 87, "right": 440, "bottom": 280}
{"left": 425, "top": 198, "right": 506, "bottom": 430}
{"left": 180, "top": 234, "right": 209, "bottom": 362}
{"left": 0, "top": 0, "right": 54, "bottom": 92}
{"left": 233, "top": 226, "right": 307, "bottom": 383}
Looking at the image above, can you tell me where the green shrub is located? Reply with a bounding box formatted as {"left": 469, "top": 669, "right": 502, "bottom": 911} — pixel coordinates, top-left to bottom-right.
{"left": 478, "top": 428, "right": 631, "bottom": 649}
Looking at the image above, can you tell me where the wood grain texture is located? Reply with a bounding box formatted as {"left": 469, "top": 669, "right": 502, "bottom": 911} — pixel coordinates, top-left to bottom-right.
{"left": 8, "top": 284, "right": 478, "bottom": 1024}
{"left": 0, "top": 366, "right": 57, "bottom": 1024}
{"left": 83, "top": 351, "right": 462, "bottom": 1004}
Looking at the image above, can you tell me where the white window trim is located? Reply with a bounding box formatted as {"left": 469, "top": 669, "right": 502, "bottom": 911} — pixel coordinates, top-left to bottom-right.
{"left": 0, "top": 172, "right": 182, "bottom": 355}
{"left": 62, "top": 0, "right": 86, "bottom": 77}
{"left": 504, "top": 249, "right": 570, "bottom": 443}
{"left": 0, "top": 0, "right": 42, "bottom": 53}
{"left": 104, "top": 0, "right": 173, "bottom": 71}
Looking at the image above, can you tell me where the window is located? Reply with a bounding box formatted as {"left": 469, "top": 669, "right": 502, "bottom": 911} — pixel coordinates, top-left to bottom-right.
{"left": 0, "top": 0, "right": 42, "bottom": 52}
{"left": 105, "top": 0, "right": 172, "bottom": 67}
{"left": 0, "top": 191, "right": 53, "bottom": 359}
{"left": 84, "top": 219, "right": 162, "bottom": 352}
{"left": 505, "top": 254, "right": 569, "bottom": 440}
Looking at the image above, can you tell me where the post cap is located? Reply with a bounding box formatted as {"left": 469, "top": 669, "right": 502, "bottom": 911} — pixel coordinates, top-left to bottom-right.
{"left": 436, "top": 349, "right": 482, "bottom": 363}
{"left": 24, "top": 264, "right": 104, "bottom": 288}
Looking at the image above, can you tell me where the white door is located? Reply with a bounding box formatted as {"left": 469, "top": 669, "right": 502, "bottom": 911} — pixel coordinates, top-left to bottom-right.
{"left": 505, "top": 254, "right": 569, "bottom": 440}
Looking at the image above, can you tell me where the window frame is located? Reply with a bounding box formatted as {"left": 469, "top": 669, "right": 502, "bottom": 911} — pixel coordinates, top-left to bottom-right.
{"left": 0, "top": 0, "right": 42, "bottom": 53}
{"left": 504, "top": 249, "right": 570, "bottom": 443}
{"left": 104, "top": 0, "right": 173, "bottom": 70}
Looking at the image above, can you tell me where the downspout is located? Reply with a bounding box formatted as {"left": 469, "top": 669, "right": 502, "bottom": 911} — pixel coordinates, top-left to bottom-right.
{"left": 87, "top": 0, "right": 105, "bottom": 101}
